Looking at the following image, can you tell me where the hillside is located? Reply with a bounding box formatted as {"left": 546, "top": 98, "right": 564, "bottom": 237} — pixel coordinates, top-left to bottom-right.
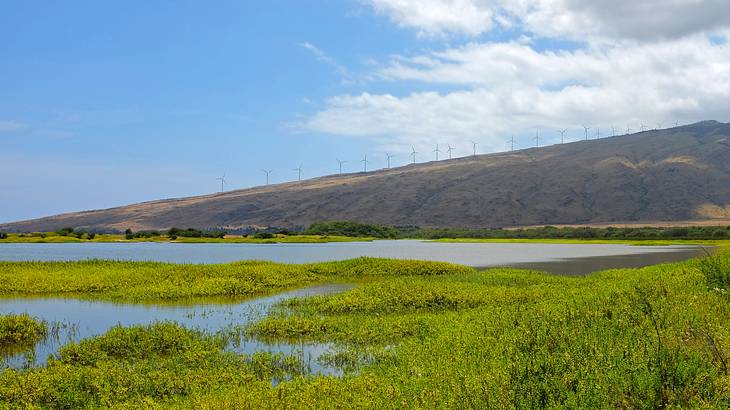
{"left": 3, "top": 121, "right": 730, "bottom": 232}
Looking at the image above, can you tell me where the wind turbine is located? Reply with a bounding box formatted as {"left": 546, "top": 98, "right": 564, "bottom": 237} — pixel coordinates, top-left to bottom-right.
{"left": 293, "top": 164, "right": 303, "bottom": 182}
{"left": 534, "top": 127, "right": 540, "bottom": 147}
{"left": 626, "top": 125, "right": 632, "bottom": 134}
{"left": 216, "top": 173, "right": 227, "bottom": 193}
{"left": 361, "top": 154, "right": 369, "bottom": 172}
{"left": 385, "top": 152, "right": 394, "bottom": 169}
{"left": 410, "top": 146, "right": 418, "bottom": 164}
{"left": 640, "top": 123, "right": 648, "bottom": 132}
{"left": 582, "top": 125, "right": 591, "bottom": 140}
{"left": 447, "top": 144, "right": 454, "bottom": 160}
{"left": 336, "top": 159, "right": 347, "bottom": 175}
{"left": 557, "top": 129, "right": 567, "bottom": 144}
{"left": 262, "top": 169, "right": 273, "bottom": 185}
{"left": 595, "top": 127, "right": 601, "bottom": 139}
{"left": 433, "top": 144, "right": 441, "bottom": 161}
{"left": 674, "top": 120, "right": 680, "bottom": 127}
{"left": 611, "top": 126, "right": 617, "bottom": 137}
{"left": 471, "top": 141, "right": 478, "bottom": 157}
{"left": 510, "top": 135, "right": 516, "bottom": 151}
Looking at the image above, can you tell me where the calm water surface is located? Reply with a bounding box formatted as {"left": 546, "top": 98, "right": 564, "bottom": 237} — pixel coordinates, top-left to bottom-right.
{"left": 0, "top": 240, "right": 707, "bottom": 274}
{"left": 0, "top": 284, "right": 352, "bottom": 375}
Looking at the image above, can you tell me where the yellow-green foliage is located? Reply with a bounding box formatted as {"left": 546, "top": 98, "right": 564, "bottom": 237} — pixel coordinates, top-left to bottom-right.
{"left": 0, "top": 322, "right": 305, "bottom": 408}
{"left": 0, "top": 258, "right": 471, "bottom": 302}
{"left": 0, "top": 314, "right": 47, "bottom": 352}
{"left": 0, "top": 232, "right": 371, "bottom": 244}
{"left": 1, "top": 255, "right": 729, "bottom": 408}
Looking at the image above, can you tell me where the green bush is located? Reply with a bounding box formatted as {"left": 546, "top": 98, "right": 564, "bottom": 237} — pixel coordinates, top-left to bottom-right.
{"left": 0, "top": 314, "right": 47, "bottom": 349}
{"left": 55, "top": 227, "right": 75, "bottom": 236}
{"left": 305, "top": 221, "right": 399, "bottom": 238}
{"left": 253, "top": 232, "right": 274, "bottom": 239}
{"left": 0, "top": 232, "right": 7, "bottom": 240}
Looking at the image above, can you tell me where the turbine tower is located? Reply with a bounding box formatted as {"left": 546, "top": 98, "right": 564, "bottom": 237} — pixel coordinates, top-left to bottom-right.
{"left": 361, "top": 154, "right": 369, "bottom": 172}
{"left": 626, "top": 125, "right": 632, "bottom": 134}
{"left": 582, "top": 125, "right": 591, "bottom": 140}
{"left": 557, "top": 129, "right": 567, "bottom": 144}
{"left": 216, "top": 173, "right": 227, "bottom": 193}
{"left": 336, "top": 159, "right": 347, "bottom": 175}
{"left": 385, "top": 152, "right": 394, "bottom": 169}
{"left": 433, "top": 144, "right": 441, "bottom": 161}
{"left": 611, "top": 126, "right": 617, "bottom": 137}
{"left": 640, "top": 123, "right": 647, "bottom": 132}
{"left": 447, "top": 144, "right": 454, "bottom": 160}
{"left": 410, "top": 146, "right": 418, "bottom": 164}
{"left": 510, "top": 135, "right": 516, "bottom": 151}
{"left": 262, "top": 169, "right": 273, "bottom": 185}
{"left": 534, "top": 127, "right": 540, "bottom": 147}
{"left": 595, "top": 127, "right": 601, "bottom": 139}
{"left": 471, "top": 141, "right": 478, "bottom": 157}
{"left": 293, "top": 164, "right": 303, "bottom": 182}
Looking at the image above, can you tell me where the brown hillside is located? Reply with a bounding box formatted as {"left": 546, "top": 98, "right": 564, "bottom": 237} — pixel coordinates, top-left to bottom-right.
{"left": 3, "top": 121, "right": 730, "bottom": 232}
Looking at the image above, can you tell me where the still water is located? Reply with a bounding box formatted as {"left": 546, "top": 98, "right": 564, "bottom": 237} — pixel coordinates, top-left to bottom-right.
{"left": 0, "top": 284, "right": 351, "bottom": 375}
{"left": 0, "top": 240, "right": 708, "bottom": 275}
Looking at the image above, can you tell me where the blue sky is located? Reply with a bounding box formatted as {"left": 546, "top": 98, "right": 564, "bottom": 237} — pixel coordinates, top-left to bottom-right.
{"left": 2, "top": 0, "right": 729, "bottom": 223}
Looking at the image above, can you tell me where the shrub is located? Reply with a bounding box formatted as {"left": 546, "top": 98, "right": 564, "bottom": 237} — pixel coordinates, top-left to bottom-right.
{"left": 0, "top": 232, "right": 7, "bottom": 240}
{"left": 55, "top": 227, "right": 75, "bottom": 236}
{"left": 0, "top": 314, "right": 47, "bottom": 348}
{"left": 698, "top": 253, "right": 730, "bottom": 291}
{"left": 87, "top": 233, "right": 96, "bottom": 240}
{"left": 253, "top": 232, "right": 274, "bottom": 239}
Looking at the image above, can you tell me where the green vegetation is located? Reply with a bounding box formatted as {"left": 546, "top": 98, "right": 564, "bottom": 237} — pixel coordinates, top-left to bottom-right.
{"left": 0, "top": 258, "right": 471, "bottom": 302}
{"left": 305, "top": 221, "right": 399, "bottom": 239}
{"left": 0, "top": 232, "right": 7, "bottom": 240}
{"left": 0, "top": 322, "right": 305, "bottom": 408}
{"left": 400, "top": 224, "right": 730, "bottom": 240}
{"left": 0, "top": 232, "right": 371, "bottom": 244}
{"left": 0, "top": 253, "right": 729, "bottom": 407}
{"left": 0, "top": 314, "right": 47, "bottom": 353}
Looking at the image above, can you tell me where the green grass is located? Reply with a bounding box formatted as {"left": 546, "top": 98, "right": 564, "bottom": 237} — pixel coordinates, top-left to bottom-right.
{"left": 0, "top": 255, "right": 729, "bottom": 408}
{"left": 0, "top": 258, "right": 473, "bottom": 302}
{"left": 431, "top": 237, "right": 730, "bottom": 246}
{"left": 0, "top": 314, "right": 47, "bottom": 354}
{"left": 0, "top": 232, "right": 372, "bottom": 244}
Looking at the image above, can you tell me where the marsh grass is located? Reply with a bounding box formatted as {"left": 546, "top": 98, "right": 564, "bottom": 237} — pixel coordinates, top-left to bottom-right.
{"left": 0, "top": 255, "right": 729, "bottom": 407}
{"left": 0, "top": 314, "right": 47, "bottom": 355}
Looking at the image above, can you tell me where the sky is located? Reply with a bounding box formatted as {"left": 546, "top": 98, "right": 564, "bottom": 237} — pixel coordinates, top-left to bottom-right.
{"left": 2, "top": 0, "right": 730, "bottom": 223}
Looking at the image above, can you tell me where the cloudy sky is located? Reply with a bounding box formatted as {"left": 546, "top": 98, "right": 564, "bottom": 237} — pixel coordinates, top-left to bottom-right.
{"left": 2, "top": 0, "right": 729, "bottom": 222}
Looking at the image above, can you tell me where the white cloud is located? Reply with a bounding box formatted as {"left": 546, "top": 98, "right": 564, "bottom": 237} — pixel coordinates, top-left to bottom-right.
{"left": 360, "top": 0, "right": 730, "bottom": 41}
{"left": 305, "top": 35, "right": 730, "bottom": 154}
{"left": 299, "top": 2, "right": 730, "bottom": 155}
{"left": 362, "top": 0, "right": 498, "bottom": 37}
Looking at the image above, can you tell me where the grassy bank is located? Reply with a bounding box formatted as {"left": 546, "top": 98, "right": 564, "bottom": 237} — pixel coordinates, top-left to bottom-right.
{"left": 0, "top": 232, "right": 372, "bottom": 244}
{"left": 430, "top": 237, "right": 729, "bottom": 246}
{"left": 0, "top": 255, "right": 728, "bottom": 407}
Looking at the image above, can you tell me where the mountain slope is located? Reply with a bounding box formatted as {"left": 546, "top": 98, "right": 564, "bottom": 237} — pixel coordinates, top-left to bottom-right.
{"left": 4, "top": 121, "right": 730, "bottom": 232}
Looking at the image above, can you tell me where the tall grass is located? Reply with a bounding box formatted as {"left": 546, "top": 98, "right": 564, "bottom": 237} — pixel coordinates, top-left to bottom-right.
{"left": 0, "top": 254, "right": 728, "bottom": 407}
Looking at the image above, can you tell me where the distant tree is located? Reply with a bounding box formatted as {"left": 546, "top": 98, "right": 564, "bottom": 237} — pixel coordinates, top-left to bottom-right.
{"left": 125, "top": 228, "right": 134, "bottom": 240}
{"left": 253, "top": 232, "right": 274, "bottom": 239}
{"left": 87, "top": 233, "right": 96, "bottom": 240}
{"left": 0, "top": 232, "right": 7, "bottom": 240}
{"left": 56, "top": 227, "right": 75, "bottom": 236}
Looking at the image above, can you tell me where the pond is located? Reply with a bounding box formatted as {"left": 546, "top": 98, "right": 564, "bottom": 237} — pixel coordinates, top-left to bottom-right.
{"left": 0, "top": 241, "right": 708, "bottom": 275}
{"left": 0, "top": 284, "right": 352, "bottom": 376}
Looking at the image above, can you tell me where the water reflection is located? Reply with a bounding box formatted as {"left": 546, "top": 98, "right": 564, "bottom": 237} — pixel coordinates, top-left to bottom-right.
{"left": 0, "top": 284, "right": 352, "bottom": 375}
